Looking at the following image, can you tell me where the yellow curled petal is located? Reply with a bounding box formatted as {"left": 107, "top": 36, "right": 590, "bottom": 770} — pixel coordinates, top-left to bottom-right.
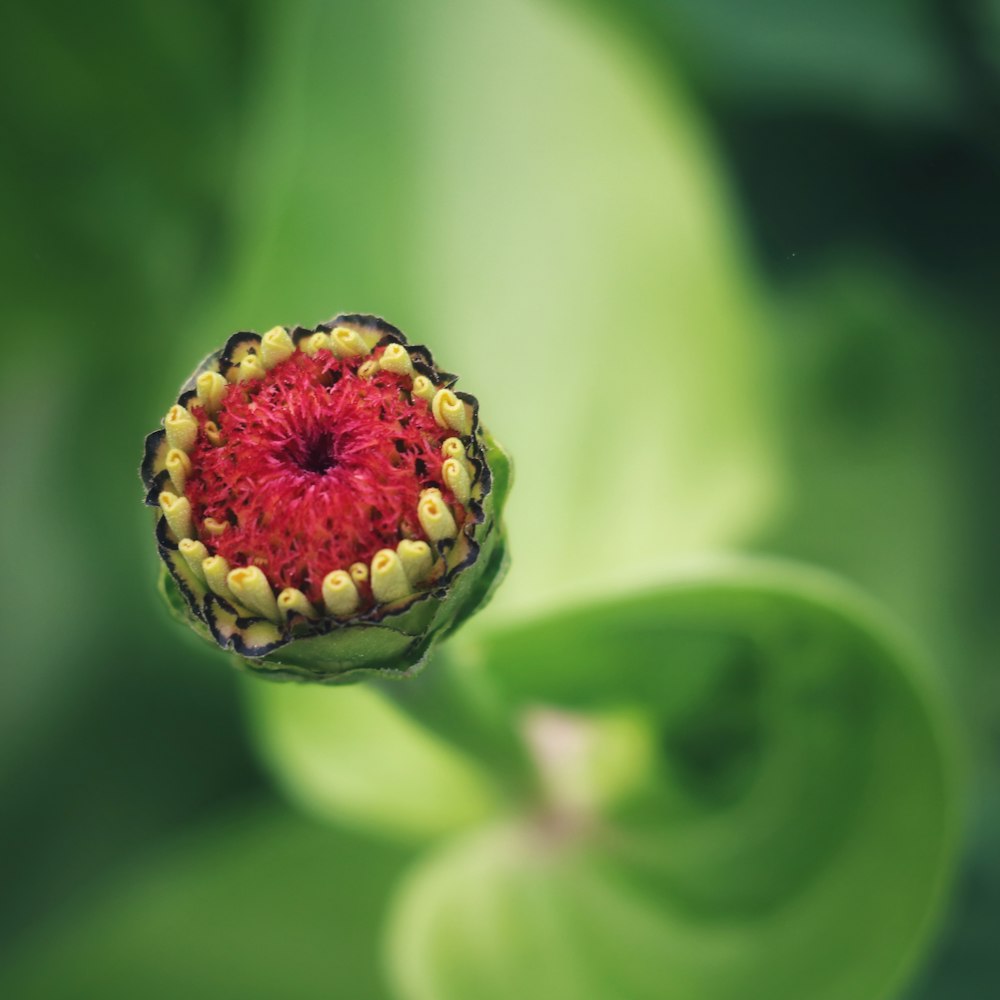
{"left": 379, "top": 343, "right": 414, "bottom": 377}
{"left": 397, "top": 539, "right": 433, "bottom": 585}
{"left": 322, "top": 570, "right": 360, "bottom": 617}
{"left": 302, "top": 331, "right": 330, "bottom": 357}
{"left": 277, "top": 587, "right": 319, "bottom": 620}
{"left": 418, "top": 488, "right": 458, "bottom": 542}
{"left": 432, "top": 389, "right": 470, "bottom": 434}
{"left": 165, "top": 448, "right": 192, "bottom": 493}
{"left": 164, "top": 404, "right": 198, "bottom": 452}
{"left": 159, "top": 491, "right": 192, "bottom": 540}
{"left": 330, "top": 326, "right": 370, "bottom": 358}
{"left": 178, "top": 539, "right": 208, "bottom": 584}
{"left": 260, "top": 326, "right": 295, "bottom": 369}
{"left": 195, "top": 372, "right": 227, "bottom": 415}
{"left": 441, "top": 437, "right": 466, "bottom": 463}
{"left": 442, "top": 457, "right": 472, "bottom": 505}
{"left": 203, "top": 421, "right": 222, "bottom": 447}
{"left": 202, "top": 555, "right": 236, "bottom": 603}
{"left": 371, "top": 549, "right": 412, "bottom": 603}
{"left": 411, "top": 376, "right": 436, "bottom": 402}
{"left": 358, "top": 359, "right": 379, "bottom": 380}
{"left": 442, "top": 437, "right": 475, "bottom": 484}
{"left": 349, "top": 562, "right": 369, "bottom": 585}
{"left": 203, "top": 517, "right": 228, "bottom": 536}
{"left": 227, "top": 566, "right": 280, "bottom": 622}
{"left": 236, "top": 353, "right": 266, "bottom": 382}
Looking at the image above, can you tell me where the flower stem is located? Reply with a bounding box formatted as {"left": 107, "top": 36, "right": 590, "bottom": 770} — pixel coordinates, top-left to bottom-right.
{"left": 373, "top": 649, "right": 540, "bottom": 803}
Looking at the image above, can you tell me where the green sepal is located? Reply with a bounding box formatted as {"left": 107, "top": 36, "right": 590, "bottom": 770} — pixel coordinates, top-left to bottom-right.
{"left": 157, "top": 566, "right": 214, "bottom": 644}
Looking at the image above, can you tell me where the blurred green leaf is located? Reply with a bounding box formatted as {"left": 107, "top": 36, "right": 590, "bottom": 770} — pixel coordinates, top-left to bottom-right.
{"left": 203, "top": 0, "right": 782, "bottom": 620}
{"left": 404, "top": 0, "right": 782, "bottom": 615}
{"left": 388, "top": 560, "right": 957, "bottom": 1000}
{"left": 0, "top": 801, "right": 410, "bottom": 1000}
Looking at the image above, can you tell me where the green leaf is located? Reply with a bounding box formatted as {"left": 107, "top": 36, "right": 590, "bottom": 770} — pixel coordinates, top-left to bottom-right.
{"left": 0, "top": 802, "right": 411, "bottom": 1000}
{"left": 248, "top": 679, "right": 503, "bottom": 842}
{"left": 202, "top": 0, "right": 782, "bottom": 619}
{"left": 387, "top": 560, "right": 958, "bottom": 1000}
{"left": 402, "top": 0, "right": 782, "bottom": 615}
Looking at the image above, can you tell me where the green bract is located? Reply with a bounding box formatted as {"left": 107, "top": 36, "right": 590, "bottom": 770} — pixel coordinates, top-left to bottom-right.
{"left": 141, "top": 314, "right": 511, "bottom": 682}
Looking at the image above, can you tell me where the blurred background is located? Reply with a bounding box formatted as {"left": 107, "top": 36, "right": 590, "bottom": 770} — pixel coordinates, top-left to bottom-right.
{"left": 0, "top": 0, "right": 996, "bottom": 996}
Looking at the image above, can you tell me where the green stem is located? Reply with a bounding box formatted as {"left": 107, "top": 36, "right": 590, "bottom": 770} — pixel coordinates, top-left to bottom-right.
{"left": 374, "top": 648, "right": 540, "bottom": 803}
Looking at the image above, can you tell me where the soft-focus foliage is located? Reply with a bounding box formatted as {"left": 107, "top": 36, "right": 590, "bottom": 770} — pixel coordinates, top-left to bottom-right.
{"left": 198, "top": 0, "right": 781, "bottom": 616}
{"left": 0, "top": 805, "right": 410, "bottom": 1000}
{"left": 250, "top": 681, "right": 501, "bottom": 840}
{"left": 388, "top": 563, "right": 954, "bottom": 1000}
{"left": 1, "top": 0, "right": 996, "bottom": 997}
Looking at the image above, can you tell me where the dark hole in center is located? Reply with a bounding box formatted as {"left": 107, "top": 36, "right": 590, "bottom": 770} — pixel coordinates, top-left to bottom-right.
{"left": 297, "top": 430, "right": 338, "bottom": 474}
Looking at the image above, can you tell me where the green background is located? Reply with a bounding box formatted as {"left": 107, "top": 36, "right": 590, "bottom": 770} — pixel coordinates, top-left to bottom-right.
{"left": 1, "top": 0, "right": 996, "bottom": 996}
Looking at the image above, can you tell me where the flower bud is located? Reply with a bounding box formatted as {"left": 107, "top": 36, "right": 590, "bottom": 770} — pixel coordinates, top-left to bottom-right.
{"left": 141, "top": 314, "right": 511, "bottom": 682}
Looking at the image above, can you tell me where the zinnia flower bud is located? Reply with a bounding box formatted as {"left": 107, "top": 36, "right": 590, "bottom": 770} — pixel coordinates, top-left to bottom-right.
{"left": 141, "top": 314, "right": 511, "bottom": 682}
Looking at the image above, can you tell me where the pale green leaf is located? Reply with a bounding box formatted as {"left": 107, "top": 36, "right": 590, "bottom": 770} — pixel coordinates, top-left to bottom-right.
{"left": 197, "top": 0, "right": 782, "bottom": 619}
{"left": 388, "top": 560, "right": 958, "bottom": 1000}
{"left": 248, "top": 680, "right": 502, "bottom": 842}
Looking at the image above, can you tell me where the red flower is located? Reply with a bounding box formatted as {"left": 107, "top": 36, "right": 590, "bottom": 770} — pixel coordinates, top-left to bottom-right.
{"left": 142, "top": 315, "right": 511, "bottom": 681}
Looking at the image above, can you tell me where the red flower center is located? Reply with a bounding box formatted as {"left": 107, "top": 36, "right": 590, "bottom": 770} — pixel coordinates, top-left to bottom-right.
{"left": 184, "top": 350, "right": 461, "bottom": 604}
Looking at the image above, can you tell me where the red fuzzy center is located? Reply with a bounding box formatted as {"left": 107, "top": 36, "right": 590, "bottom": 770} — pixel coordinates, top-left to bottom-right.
{"left": 184, "top": 349, "right": 461, "bottom": 604}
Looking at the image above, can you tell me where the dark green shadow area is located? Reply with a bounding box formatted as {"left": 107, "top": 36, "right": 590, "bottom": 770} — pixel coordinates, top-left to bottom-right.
{"left": 0, "top": 798, "right": 413, "bottom": 1000}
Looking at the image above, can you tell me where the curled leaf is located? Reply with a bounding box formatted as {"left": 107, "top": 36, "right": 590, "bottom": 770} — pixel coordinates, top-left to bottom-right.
{"left": 387, "top": 560, "right": 958, "bottom": 1000}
